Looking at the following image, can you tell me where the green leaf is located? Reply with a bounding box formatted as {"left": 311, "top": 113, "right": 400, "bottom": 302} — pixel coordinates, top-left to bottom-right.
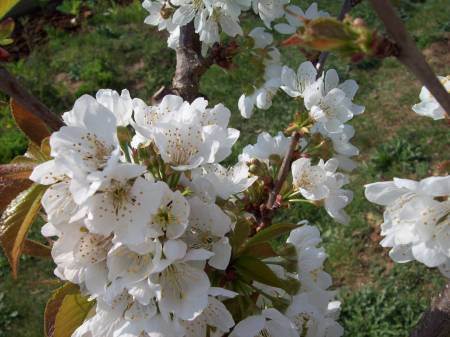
{"left": 234, "top": 256, "right": 286, "bottom": 290}
{"left": 240, "top": 223, "right": 300, "bottom": 253}
{"left": 11, "top": 99, "right": 52, "bottom": 145}
{"left": 0, "top": 0, "right": 20, "bottom": 20}
{"left": 45, "top": 283, "right": 95, "bottom": 337}
{"left": 0, "top": 17, "right": 14, "bottom": 40}
{"left": 243, "top": 242, "right": 277, "bottom": 258}
{"left": 0, "top": 38, "right": 13, "bottom": 46}
{"left": 0, "top": 184, "right": 46, "bottom": 277}
{"left": 230, "top": 216, "right": 251, "bottom": 254}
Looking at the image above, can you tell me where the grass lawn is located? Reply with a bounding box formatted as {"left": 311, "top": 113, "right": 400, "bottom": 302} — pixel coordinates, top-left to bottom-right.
{"left": 0, "top": 0, "right": 449, "bottom": 336}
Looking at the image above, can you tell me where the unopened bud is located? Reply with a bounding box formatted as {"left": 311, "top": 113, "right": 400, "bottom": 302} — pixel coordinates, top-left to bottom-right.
{"left": 352, "top": 18, "right": 365, "bottom": 27}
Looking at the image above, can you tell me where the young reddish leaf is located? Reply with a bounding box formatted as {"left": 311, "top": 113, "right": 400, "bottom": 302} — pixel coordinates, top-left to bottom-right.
{"left": 0, "top": 46, "right": 9, "bottom": 61}
{"left": 0, "top": 163, "right": 35, "bottom": 214}
{"left": 23, "top": 239, "right": 51, "bottom": 258}
{"left": 11, "top": 99, "right": 51, "bottom": 145}
{"left": 45, "top": 283, "right": 95, "bottom": 337}
{"left": 0, "top": 1, "right": 20, "bottom": 20}
{"left": 0, "top": 184, "right": 46, "bottom": 277}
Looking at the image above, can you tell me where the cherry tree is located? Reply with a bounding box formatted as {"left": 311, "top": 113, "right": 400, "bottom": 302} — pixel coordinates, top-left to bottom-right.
{"left": 0, "top": 0, "right": 449, "bottom": 337}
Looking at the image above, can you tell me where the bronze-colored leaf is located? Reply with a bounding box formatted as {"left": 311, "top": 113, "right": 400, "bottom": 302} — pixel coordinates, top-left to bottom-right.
{"left": 45, "top": 283, "right": 95, "bottom": 337}
{"left": 11, "top": 99, "right": 51, "bottom": 145}
{"left": 0, "top": 163, "right": 35, "bottom": 214}
{"left": 23, "top": 239, "right": 51, "bottom": 258}
{"left": 0, "top": 0, "right": 19, "bottom": 20}
{"left": 0, "top": 184, "right": 46, "bottom": 277}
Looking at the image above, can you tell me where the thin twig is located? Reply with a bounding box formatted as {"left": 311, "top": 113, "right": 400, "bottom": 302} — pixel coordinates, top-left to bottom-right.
{"left": 369, "top": 0, "right": 450, "bottom": 117}
{"left": 0, "top": 66, "right": 64, "bottom": 131}
{"left": 265, "top": 132, "right": 301, "bottom": 211}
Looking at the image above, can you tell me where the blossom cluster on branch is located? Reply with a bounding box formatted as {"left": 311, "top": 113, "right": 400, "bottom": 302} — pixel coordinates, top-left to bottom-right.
{"left": 30, "top": 88, "right": 348, "bottom": 337}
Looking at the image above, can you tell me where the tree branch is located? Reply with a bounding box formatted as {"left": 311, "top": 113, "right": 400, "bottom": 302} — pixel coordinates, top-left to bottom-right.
{"left": 172, "top": 22, "right": 211, "bottom": 102}
{"left": 369, "top": 0, "right": 450, "bottom": 118}
{"left": 0, "top": 66, "right": 64, "bottom": 131}
{"left": 409, "top": 282, "right": 450, "bottom": 337}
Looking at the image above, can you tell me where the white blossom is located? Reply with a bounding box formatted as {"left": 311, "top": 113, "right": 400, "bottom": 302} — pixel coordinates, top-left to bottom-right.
{"left": 291, "top": 158, "right": 352, "bottom": 224}
{"left": 304, "top": 69, "right": 364, "bottom": 135}
{"left": 251, "top": 0, "right": 289, "bottom": 28}
{"left": 51, "top": 95, "right": 121, "bottom": 204}
{"left": 181, "top": 287, "right": 238, "bottom": 337}
{"left": 365, "top": 176, "right": 450, "bottom": 276}
{"left": 274, "top": 3, "right": 329, "bottom": 34}
{"left": 230, "top": 308, "right": 298, "bottom": 337}
{"left": 182, "top": 197, "right": 233, "bottom": 269}
{"left": 281, "top": 61, "right": 318, "bottom": 98}
{"left": 239, "top": 131, "right": 292, "bottom": 163}
{"left": 412, "top": 75, "right": 450, "bottom": 120}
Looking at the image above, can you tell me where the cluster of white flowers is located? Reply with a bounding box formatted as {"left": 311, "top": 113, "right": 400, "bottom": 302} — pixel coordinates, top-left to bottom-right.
{"left": 237, "top": 4, "right": 330, "bottom": 119}
{"left": 365, "top": 81, "right": 449, "bottom": 277}
{"left": 232, "top": 224, "right": 343, "bottom": 337}
{"left": 238, "top": 27, "right": 282, "bottom": 119}
{"left": 31, "top": 89, "right": 342, "bottom": 337}
{"left": 291, "top": 158, "right": 353, "bottom": 224}
{"left": 142, "top": 1, "right": 325, "bottom": 51}
{"left": 365, "top": 176, "right": 450, "bottom": 277}
{"left": 281, "top": 61, "right": 364, "bottom": 172}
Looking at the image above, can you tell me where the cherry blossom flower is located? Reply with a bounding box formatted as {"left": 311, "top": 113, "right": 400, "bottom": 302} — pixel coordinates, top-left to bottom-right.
{"left": 230, "top": 308, "right": 298, "bottom": 337}
{"left": 365, "top": 176, "right": 450, "bottom": 276}
{"left": 412, "top": 75, "right": 450, "bottom": 120}
{"left": 274, "top": 3, "right": 329, "bottom": 34}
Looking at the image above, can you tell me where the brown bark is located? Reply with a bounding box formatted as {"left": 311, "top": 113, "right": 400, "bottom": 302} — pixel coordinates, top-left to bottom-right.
{"left": 370, "top": 0, "right": 450, "bottom": 118}
{"left": 0, "top": 66, "right": 64, "bottom": 131}
{"left": 172, "top": 22, "right": 211, "bottom": 102}
{"left": 409, "top": 282, "right": 450, "bottom": 337}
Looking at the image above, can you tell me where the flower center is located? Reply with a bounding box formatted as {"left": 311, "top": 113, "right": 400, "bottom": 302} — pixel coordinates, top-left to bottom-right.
{"left": 81, "top": 132, "right": 114, "bottom": 169}
{"left": 187, "top": 226, "right": 220, "bottom": 250}
{"left": 108, "top": 180, "right": 134, "bottom": 215}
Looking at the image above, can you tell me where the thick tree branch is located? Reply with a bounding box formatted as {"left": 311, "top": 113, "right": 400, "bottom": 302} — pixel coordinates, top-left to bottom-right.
{"left": 172, "top": 22, "right": 211, "bottom": 102}
{"left": 370, "top": 0, "right": 450, "bottom": 118}
{"left": 0, "top": 66, "right": 64, "bottom": 131}
{"left": 409, "top": 282, "right": 450, "bottom": 337}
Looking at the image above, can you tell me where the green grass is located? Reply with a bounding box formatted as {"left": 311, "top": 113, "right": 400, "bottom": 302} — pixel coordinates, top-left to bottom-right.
{"left": 0, "top": 0, "right": 449, "bottom": 336}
